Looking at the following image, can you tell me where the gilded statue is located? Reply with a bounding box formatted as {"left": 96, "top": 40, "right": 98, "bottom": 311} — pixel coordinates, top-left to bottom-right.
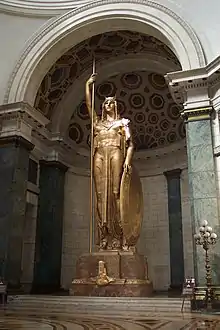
{"left": 86, "top": 73, "right": 143, "bottom": 251}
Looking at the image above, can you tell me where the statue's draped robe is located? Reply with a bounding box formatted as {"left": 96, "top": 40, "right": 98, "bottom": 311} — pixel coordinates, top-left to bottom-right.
{"left": 93, "top": 118, "right": 129, "bottom": 247}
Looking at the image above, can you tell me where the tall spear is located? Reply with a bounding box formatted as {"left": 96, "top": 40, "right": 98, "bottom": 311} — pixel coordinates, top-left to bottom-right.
{"left": 89, "top": 58, "right": 95, "bottom": 254}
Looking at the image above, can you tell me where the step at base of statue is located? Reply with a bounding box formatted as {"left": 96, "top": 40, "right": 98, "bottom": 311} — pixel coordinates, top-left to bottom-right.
{"left": 70, "top": 251, "right": 153, "bottom": 297}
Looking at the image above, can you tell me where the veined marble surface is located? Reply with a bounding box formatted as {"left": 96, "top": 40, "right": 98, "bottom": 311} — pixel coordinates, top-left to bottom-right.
{"left": 0, "top": 311, "right": 220, "bottom": 329}
{"left": 186, "top": 118, "right": 220, "bottom": 285}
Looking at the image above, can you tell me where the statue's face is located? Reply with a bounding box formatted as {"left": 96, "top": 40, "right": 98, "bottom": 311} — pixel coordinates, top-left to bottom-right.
{"left": 104, "top": 99, "right": 115, "bottom": 113}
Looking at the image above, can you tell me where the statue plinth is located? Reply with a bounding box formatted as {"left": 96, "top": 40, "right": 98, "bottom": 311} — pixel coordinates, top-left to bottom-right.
{"left": 70, "top": 251, "right": 153, "bottom": 297}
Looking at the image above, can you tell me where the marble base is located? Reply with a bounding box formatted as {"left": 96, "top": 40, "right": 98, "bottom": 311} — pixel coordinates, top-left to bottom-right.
{"left": 70, "top": 251, "right": 153, "bottom": 297}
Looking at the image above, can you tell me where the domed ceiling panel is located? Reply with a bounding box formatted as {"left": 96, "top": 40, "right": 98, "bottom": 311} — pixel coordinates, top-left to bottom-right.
{"left": 69, "top": 71, "right": 185, "bottom": 151}
{"left": 34, "top": 30, "right": 181, "bottom": 119}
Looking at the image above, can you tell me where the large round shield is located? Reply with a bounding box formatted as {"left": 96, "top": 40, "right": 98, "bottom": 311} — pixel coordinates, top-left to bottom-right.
{"left": 120, "top": 166, "right": 143, "bottom": 246}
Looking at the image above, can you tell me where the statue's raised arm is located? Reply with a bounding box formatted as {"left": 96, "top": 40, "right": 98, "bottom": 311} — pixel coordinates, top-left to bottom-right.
{"left": 85, "top": 73, "right": 97, "bottom": 122}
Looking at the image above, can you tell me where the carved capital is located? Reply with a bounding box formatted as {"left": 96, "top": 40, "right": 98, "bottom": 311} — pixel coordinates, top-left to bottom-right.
{"left": 39, "top": 160, "right": 68, "bottom": 172}
{"left": 164, "top": 168, "right": 182, "bottom": 178}
{"left": 0, "top": 102, "right": 50, "bottom": 144}
{"left": 166, "top": 57, "right": 220, "bottom": 110}
{"left": 0, "top": 135, "right": 34, "bottom": 151}
{"left": 181, "top": 107, "right": 213, "bottom": 122}
{"left": 0, "top": 102, "right": 49, "bottom": 126}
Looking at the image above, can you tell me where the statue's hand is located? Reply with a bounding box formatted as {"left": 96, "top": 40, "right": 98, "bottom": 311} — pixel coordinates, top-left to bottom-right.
{"left": 87, "top": 73, "right": 97, "bottom": 85}
{"left": 124, "top": 160, "right": 132, "bottom": 174}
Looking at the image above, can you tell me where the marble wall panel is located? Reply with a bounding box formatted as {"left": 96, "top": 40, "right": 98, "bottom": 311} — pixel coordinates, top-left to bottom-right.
{"left": 186, "top": 119, "right": 219, "bottom": 284}
{"left": 0, "top": 138, "right": 32, "bottom": 286}
{"left": 33, "top": 161, "right": 67, "bottom": 292}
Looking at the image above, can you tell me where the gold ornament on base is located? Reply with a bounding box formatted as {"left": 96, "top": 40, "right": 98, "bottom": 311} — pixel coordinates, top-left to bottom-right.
{"left": 96, "top": 261, "right": 115, "bottom": 286}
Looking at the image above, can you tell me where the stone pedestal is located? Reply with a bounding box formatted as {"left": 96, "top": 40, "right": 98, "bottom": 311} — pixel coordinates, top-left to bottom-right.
{"left": 70, "top": 251, "right": 153, "bottom": 297}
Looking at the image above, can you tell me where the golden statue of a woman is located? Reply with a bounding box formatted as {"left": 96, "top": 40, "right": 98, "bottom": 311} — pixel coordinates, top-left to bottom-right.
{"left": 86, "top": 73, "right": 143, "bottom": 251}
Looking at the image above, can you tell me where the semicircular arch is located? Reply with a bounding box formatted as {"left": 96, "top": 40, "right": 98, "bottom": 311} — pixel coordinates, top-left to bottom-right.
{"left": 4, "top": 0, "right": 206, "bottom": 105}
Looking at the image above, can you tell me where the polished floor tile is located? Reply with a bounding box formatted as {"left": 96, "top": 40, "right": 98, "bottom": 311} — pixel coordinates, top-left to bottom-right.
{"left": 1, "top": 312, "right": 220, "bottom": 330}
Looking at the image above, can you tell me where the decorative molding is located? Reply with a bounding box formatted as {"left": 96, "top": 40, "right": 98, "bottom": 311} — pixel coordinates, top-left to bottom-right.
{"left": 0, "top": 101, "right": 51, "bottom": 146}
{"left": 31, "top": 131, "right": 78, "bottom": 166}
{"left": 0, "top": 135, "right": 34, "bottom": 151}
{"left": 166, "top": 55, "right": 220, "bottom": 107}
{"left": 0, "top": 101, "right": 49, "bottom": 127}
{"left": 0, "top": 102, "right": 77, "bottom": 168}
{"left": 181, "top": 107, "right": 213, "bottom": 122}
{"left": 211, "top": 94, "right": 220, "bottom": 113}
{"left": 4, "top": 0, "right": 206, "bottom": 105}
{"left": 0, "top": 0, "right": 86, "bottom": 17}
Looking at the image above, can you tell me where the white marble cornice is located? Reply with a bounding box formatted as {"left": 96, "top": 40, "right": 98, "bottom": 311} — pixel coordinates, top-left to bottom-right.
{"left": 0, "top": 102, "right": 50, "bottom": 143}
{"left": 0, "top": 102, "right": 49, "bottom": 127}
{"left": 165, "top": 56, "right": 220, "bottom": 107}
{"left": 0, "top": 102, "right": 78, "bottom": 167}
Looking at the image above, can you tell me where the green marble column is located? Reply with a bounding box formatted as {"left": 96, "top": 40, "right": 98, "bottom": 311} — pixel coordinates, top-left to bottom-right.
{"left": 0, "top": 136, "right": 34, "bottom": 287}
{"left": 184, "top": 107, "right": 220, "bottom": 284}
{"left": 33, "top": 161, "right": 68, "bottom": 293}
{"left": 164, "top": 169, "right": 184, "bottom": 292}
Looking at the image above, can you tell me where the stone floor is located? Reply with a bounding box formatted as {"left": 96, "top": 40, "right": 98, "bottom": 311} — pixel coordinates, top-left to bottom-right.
{"left": 1, "top": 311, "right": 220, "bottom": 329}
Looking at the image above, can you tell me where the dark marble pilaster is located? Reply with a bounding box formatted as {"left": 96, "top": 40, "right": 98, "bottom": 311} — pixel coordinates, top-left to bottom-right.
{"left": 183, "top": 107, "right": 220, "bottom": 284}
{"left": 33, "top": 161, "right": 68, "bottom": 293}
{"left": 0, "top": 136, "right": 34, "bottom": 287}
{"left": 164, "top": 169, "right": 184, "bottom": 292}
